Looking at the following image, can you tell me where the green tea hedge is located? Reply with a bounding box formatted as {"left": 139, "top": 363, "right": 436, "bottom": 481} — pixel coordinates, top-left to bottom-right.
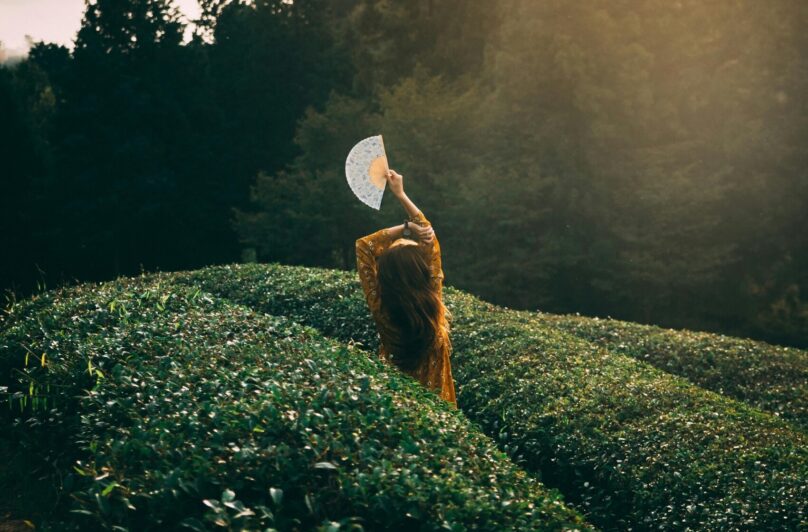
{"left": 0, "top": 275, "right": 593, "bottom": 531}
{"left": 169, "top": 263, "right": 808, "bottom": 531}
{"left": 532, "top": 312, "right": 808, "bottom": 431}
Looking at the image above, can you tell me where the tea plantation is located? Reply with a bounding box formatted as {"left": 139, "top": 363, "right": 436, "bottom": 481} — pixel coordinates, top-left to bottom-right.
{"left": 166, "top": 262, "right": 806, "bottom": 531}
{"left": 532, "top": 312, "right": 807, "bottom": 431}
{"left": 1, "top": 262, "right": 806, "bottom": 531}
{"left": 0, "top": 275, "right": 592, "bottom": 531}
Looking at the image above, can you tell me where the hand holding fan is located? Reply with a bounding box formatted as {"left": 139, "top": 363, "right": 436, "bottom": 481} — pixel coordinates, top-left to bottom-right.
{"left": 345, "top": 134, "right": 389, "bottom": 210}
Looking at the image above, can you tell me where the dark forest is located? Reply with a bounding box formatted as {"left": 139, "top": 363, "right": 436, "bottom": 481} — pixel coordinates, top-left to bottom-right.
{"left": 2, "top": 0, "right": 807, "bottom": 348}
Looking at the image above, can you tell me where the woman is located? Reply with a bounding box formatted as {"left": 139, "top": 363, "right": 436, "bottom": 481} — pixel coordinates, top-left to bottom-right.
{"left": 355, "top": 169, "right": 457, "bottom": 409}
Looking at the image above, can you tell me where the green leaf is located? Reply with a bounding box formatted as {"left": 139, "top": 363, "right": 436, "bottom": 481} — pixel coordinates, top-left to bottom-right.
{"left": 269, "top": 487, "right": 283, "bottom": 506}
{"left": 202, "top": 499, "right": 219, "bottom": 510}
{"left": 101, "top": 481, "right": 119, "bottom": 496}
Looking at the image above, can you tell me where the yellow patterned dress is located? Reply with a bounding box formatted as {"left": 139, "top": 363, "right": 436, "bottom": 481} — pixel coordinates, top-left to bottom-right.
{"left": 355, "top": 210, "right": 458, "bottom": 409}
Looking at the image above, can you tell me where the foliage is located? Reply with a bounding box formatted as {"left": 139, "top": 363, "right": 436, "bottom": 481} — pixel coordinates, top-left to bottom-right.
{"left": 169, "top": 262, "right": 808, "bottom": 531}
{"left": 0, "top": 273, "right": 592, "bottom": 531}
{"left": 226, "top": 0, "right": 808, "bottom": 346}
{"left": 232, "top": 91, "right": 384, "bottom": 270}
{"left": 533, "top": 311, "right": 808, "bottom": 431}
{"left": 3, "top": 0, "right": 808, "bottom": 348}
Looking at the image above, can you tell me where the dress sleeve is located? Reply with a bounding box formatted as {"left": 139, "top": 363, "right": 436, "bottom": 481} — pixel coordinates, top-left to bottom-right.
{"left": 356, "top": 227, "right": 399, "bottom": 321}
{"left": 408, "top": 210, "right": 445, "bottom": 290}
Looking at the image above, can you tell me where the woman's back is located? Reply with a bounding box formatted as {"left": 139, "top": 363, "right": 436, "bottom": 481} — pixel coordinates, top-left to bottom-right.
{"left": 355, "top": 208, "right": 457, "bottom": 409}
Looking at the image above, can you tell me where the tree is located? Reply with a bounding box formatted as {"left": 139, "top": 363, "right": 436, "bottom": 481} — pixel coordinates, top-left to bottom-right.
{"left": 47, "top": 0, "right": 230, "bottom": 282}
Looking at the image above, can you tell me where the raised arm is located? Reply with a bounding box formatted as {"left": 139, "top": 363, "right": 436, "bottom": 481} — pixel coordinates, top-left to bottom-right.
{"left": 386, "top": 169, "right": 444, "bottom": 290}
{"left": 395, "top": 189, "right": 422, "bottom": 220}
{"left": 356, "top": 169, "right": 444, "bottom": 320}
{"left": 408, "top": 208, "right": 445, "bottom": 290}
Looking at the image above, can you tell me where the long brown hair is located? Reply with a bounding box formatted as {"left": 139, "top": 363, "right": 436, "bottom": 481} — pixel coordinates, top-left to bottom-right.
{"left": 376, "top": 241, "right": 452, "bottom": 373}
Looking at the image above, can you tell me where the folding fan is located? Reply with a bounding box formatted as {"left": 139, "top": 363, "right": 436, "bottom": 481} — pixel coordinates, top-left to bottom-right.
{"left": 345, "top": 134, "right": 389, "bottom": 210}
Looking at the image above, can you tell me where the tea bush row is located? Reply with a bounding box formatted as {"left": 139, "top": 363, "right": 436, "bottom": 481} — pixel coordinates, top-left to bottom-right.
{"left": 0, "top": 275, "right": 593, "bottom": 531}
{"left": 169, "top": 263, "right": 808, "bottom": 531}
{"left": 531, "top": 312, "right": 807, "bottom": 431}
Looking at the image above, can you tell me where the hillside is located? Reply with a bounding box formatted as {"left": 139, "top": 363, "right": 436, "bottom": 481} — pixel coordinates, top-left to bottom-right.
{"left": 1, "top": 262, "right": 806, "bottom": 531}
{"left": 532, "top": 311, "right": 807, "bottom": 431}
{"left": 167, "top": 263, "right": 806, "bottom": 531}
{"left": 0, "top": 274, "right": 591, "bottom": 531}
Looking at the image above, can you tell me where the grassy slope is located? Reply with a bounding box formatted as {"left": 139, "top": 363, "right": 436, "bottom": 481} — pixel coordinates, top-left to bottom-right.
{"left": 0, "top": 274, "right": 592, "bottom": 531}
{"left": 166, "top": 263, "right": 807, "bottom": 531}
{"left": 532, "top": 311, "right": 807, "bottom": 431}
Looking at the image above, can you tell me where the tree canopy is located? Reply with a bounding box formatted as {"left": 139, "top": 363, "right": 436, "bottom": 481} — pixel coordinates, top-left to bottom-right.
{"left": 2, "top": 0, "right": 806, "bottom": 347}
